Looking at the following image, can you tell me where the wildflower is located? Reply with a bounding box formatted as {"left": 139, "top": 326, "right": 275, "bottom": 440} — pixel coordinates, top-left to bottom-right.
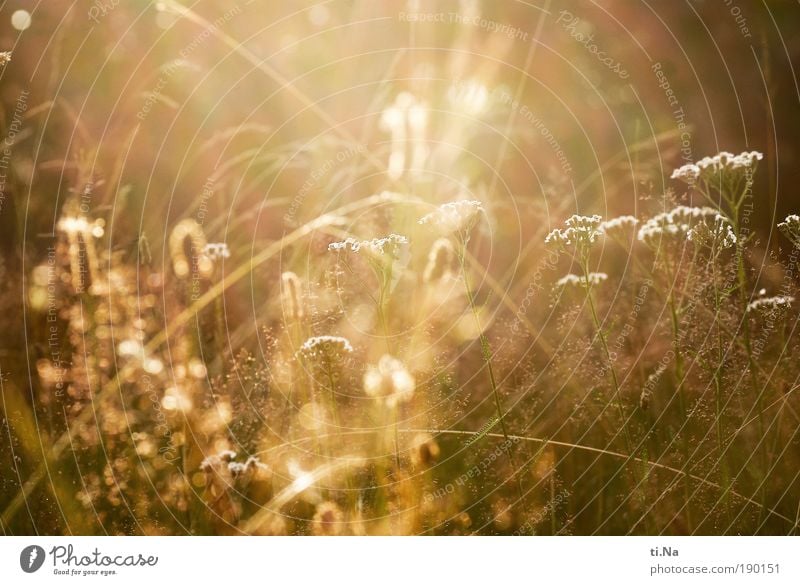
{"left": 544, "top": 214, "right": 602, "bottom": 253}
{"left": 280, "top": 271, "right": 304, "bottom": 320}
{"left": 671, "top": 151, "right": 763, "bottom": 185}
{"left": 687, "top": 214, "right": 737, "bottom": 249}
{"left": 747, "top": 295, "right": 793, "bottom": 315}
{"left": 202, "top": 242, "right": 230, "bottom": 260}
{"left": 668, "top": 205, "right": 719, "bottom": 224}
{"left": 778, "top": 214, "right": 800, "bottom": 248}
{"left": 599, "top": 215, "right": 638, "bottom": 243}
{"left": 298, "top": 335, "right": 353, "bottom": 361}
{"left": 556, "top": 272, "right": 607, "bottom": 288}
{"left": 637, "top": 206, "right": 718, "bottom": 248}
{"left": 312, "top": 501, "right": 344, "bottom": 536}
{"left": 423, "top": 238, "right": 455, "bottom": 282}
{"left": 363, "top": 354, "right": 415, "bottom": 407}
{"left": 328, "top": 233, "right": 408, "bottom": 255}
{"left": 418, "top": 200, "right": 484, "bottom": 233}
{"left": 670, "top": 162, "right": 700, "bottom": 183}
{"left": 0, "top": 52, "right": 10, "bottom": 67}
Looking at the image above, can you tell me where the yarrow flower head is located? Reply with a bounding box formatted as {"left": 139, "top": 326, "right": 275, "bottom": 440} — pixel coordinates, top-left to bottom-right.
{"left": 555, "top": 272, "right": 607, "bottom": 289}
{"left": 328, "top": 233, "right": 408, "bottom": 255}
{"left": 599, "top": 215, "right": 638, "bottom": 243}
{"left": 363, "top": 354, "right": 415, "bottom": 407}
{"left": 687, "top": 213, "right": 737, "bottom": 250}
{"left": 545, "top": 214, "right": 602, "bottom": 253}
{"left": 671, "top": 151, "right": 763, "bottom": 186}
{"left": 637, "top": 206, "right": 718, "bottom": 248}
{"left": 418, "top": 200, "right": 484, "bottom": 233}
{"left": 778, "top": 214, "right": 800, "bottom": 248}
{"left": 298, "top": 335, "right": 354, "bottom": 362}
{"left": 670, "top": 162, "right": 700, "bottom": 184}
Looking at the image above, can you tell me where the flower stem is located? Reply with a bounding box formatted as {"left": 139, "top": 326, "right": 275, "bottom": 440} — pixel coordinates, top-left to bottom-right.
{"left": 457, "top": 242, "right": 524, "bottom": 500}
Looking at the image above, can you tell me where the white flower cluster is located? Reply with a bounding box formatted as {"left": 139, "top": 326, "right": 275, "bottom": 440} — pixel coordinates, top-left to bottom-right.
{"left": 545, "top": 214, "right": 603, "bottom": 249}
{"left": 418, "top": 200, "right": 484, "bottom": 233}
{"left": 778, "top": 214, "right": 800, "bottom": 247}
{"left": 328, "top": 233, "right": 408, "bottom": 254}
{"left": 555, "top": 272, "right": 607, "bottom": 288}
{"left": 671, "top": 151, "right": 763, "bottom": 184}
{"left": 599, "top": 215, "right": 638, "bottom": 241}
{"left": 637, "top": 206, "right": 718, "bottom": 247}
{"left": 746, "top": 295, "right": 794, "bottom": 314}
{"left": 687, "top": 213, "right": 737, "bottom": 249}
{"left": 298, "top": 335, "right": 354, "bottom": 360}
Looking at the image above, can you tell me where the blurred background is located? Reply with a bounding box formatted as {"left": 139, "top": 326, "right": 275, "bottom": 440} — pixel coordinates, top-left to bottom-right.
{"left": 1, "top": 0, "right": 800, "bottom": 535}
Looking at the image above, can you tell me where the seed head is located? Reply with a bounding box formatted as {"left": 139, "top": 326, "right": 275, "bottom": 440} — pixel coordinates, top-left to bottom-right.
{"left": 169, "top": 219, "right": 212, "bottom": 279}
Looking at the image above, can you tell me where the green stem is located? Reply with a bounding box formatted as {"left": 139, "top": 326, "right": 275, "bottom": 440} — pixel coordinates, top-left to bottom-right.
{"left": 457, "top": 240, "right": 523, "bottom": 500}
{"left": 710, "top": 248, "right": 732, "bottom": 519}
